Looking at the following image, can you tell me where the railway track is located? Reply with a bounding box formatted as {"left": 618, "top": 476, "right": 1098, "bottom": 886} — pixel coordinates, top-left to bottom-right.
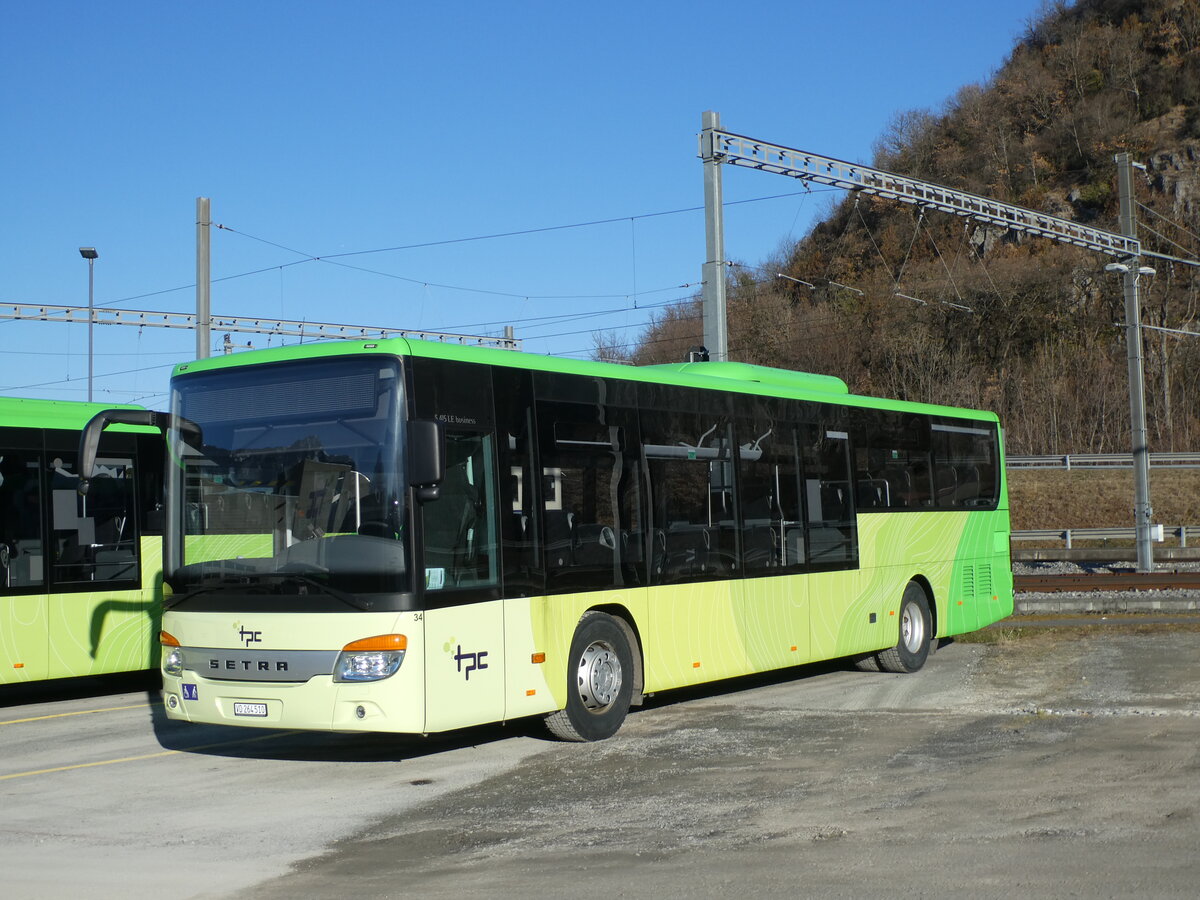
{"left": 1014, "top": 572, "right": 1200, "bottom": 592}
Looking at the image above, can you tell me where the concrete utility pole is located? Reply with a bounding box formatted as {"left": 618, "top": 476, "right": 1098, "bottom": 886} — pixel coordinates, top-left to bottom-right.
{"left": 1115, "top": 153, "right": 1155, "bottom": 572}
{"left": 196, "top": 197, "right": 211, "bottom": 360}
{"left": 699, "top": 110, "right": 728, "bottom": 362}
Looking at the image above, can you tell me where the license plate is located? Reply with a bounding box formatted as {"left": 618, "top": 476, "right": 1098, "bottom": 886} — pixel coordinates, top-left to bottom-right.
{"left": 233, "top": 702, "right": 268, "bottom": 718}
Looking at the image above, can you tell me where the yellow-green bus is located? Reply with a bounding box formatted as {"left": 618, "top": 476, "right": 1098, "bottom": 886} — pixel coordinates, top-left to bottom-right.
{"left": 1, "top": 397, "right": 163, "bottom": 685}
{"left": 83, "top": 339, "right": 1012, "bottom": 740}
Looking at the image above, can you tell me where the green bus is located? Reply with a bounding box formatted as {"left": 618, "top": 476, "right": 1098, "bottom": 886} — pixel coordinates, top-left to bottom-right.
{"left": 1, "top": 397, "right": 164, "bottom": 685}
{"left": 83, "top": 339, "right": 1012, "bottom": 740}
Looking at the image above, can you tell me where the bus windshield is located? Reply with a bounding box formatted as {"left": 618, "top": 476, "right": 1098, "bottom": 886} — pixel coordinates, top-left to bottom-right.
{"left": 165, "top": 356, "right": 409, "bottom": 603}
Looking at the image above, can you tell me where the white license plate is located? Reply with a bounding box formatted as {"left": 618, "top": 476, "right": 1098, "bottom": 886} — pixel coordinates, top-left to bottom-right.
{"left": 233, "top": 702, "right": 268, "bottom": 718}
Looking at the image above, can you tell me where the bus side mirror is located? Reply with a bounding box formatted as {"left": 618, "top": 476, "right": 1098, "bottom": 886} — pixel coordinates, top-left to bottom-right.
{"left": 408, "top": 419, "right": 445, "bottom": 503}
{"left": 78, "top": 409, "right": 202, "bottom": 496}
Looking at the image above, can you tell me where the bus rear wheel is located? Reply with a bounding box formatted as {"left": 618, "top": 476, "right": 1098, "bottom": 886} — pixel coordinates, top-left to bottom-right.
{"left": 545, "top": 611, "right": 635, "bottom": 742}
{"left": 876, "top": 582, "right": 932, "bottom": 674}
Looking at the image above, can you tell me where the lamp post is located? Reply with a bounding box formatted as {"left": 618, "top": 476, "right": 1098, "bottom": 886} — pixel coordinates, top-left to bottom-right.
{"left": 78, "top": 247, "right": 98, "bottom": 402}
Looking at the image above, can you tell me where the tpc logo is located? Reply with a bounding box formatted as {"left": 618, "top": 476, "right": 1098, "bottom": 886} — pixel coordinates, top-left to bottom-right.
{"left": 453, "top": 645, "right": 489, "bottom": 681}
{"left": 235, "top": 623, "right": 262, "bottom": 647}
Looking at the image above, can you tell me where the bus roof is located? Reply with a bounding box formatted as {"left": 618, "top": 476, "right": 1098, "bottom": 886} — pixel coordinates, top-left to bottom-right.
{"left": 0, "top": 396, "right": 148, "bottom": 432}
{"left": 171, "top": 337, "right": 1000, "bottom": 423}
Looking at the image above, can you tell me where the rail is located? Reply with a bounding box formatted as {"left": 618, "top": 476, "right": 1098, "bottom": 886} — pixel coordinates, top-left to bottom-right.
{"left": 1014, "top": 572, "right": 1200, "bottom": 592}
{"left": 1007, "top": 452, "right": 1200, "bottom": 469}
{"left": 1012, "top": 525, "right": 1200, "bottom": 548}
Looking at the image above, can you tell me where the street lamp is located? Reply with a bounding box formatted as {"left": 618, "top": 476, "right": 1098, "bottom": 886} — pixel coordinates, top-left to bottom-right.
{"left": 79, "top": 247, "right": 98, "bottom": 402}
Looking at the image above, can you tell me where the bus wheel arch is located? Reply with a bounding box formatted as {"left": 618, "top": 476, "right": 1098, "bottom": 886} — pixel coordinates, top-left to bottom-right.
{"left": 589, "top": 603, "right": 644, "bottom": 705}
{"left": 876, "top": 580, "right": 933, "bottom": 674}
{"left": 544, "top": 609, "right": 638, "bottom": 742}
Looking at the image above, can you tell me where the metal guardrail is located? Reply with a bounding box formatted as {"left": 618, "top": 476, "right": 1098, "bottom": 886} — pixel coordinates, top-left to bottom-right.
{"left": 1012, "top": 525, "right": 1200, "bottom": 548}
{"left": 1007, "top": 452, "right": 1200, "bottom": 469}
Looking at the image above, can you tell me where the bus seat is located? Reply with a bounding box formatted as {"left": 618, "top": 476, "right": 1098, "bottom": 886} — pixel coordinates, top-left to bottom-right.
{"left": 573, "top": 523, "right": 616, "bottom": 567}
{"left": 784, "top": 527, "right": 805, "bottom": 565}
{"left": 954, "top": 465, "right": 980, "bottom": 504}
{"left": 543, "top": 509, "right": 574, "bottom": 569}
{"left": 743, "top": 524, "right": 775, "bottom": 569}
{"left": 663, "top": 524, "right": 709, "bottom": 579}
{"left": 935, "top": 466, "right": 958, "bottom": 506}
{"left": 94, "top": 549, "right": 137, "bottom": 581}
{"left": 808, "top": 526, "right": 850, "bottom": 562}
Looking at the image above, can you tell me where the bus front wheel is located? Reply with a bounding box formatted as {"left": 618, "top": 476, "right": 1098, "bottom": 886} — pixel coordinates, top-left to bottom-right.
{"left": 545, "top": 611, "right": 635, "bottom": 742}
{"left": 876, "top": 582, "right": 932, "bottom": 674}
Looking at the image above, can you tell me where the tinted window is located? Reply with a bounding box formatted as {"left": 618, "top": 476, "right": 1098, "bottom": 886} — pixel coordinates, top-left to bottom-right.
{"left": 494, "top": 367, "right": 542, "bottom": 598}
{"left": 421, "top": 431, "right": 500, "bottom": 594}
{"left": 931, "top": 421, "right": 1000, "bottom": 509}
{"left": 0, "top": 451, "right": 45, "bottom": 591}
{"left": 854, "top": 410, "right": 933, "bottom": 509}
{"left": 735, "top": 414, "right": 807, "bottom": 575}
{"left": 534, "top": 373, "right": 643, "bottom": 593}
{"left": 800, "top": 426, "right": 858, "bottom": 566}
{"left": 640, "top": 385, "right": 737, "bottom": 584}
{"left": 51, "top": 454, "right": 139, "bottom": 586}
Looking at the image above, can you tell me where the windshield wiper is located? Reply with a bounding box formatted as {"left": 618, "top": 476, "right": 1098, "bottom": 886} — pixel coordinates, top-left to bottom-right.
{"left": 165, "top": 575, "right": 260, "bottom": 609}
{"left": 167, "top": 572, "right": 372, "bottom": 611}
{"left": 252, "top": 572, "right": 373, "bottom": 611}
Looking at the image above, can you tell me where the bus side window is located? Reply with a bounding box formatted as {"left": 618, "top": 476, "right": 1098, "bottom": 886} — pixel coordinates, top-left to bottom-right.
{"left": 932, "top": 422, "right": 999, "bottom": 509}
{"left": 49, "top": 455, "right": 139, "bottom": 585}
{"left": 534, "top": 403, "right": 643, "bottom": 592}
{"left": 799, "top": 428, "right": 858, "bottom": 567}
{"left": 494, "top": 367, "right": 542, "bottom": 598}
{"left": 420, "top": 432, "right": 500, "bottom": 592}
{"left": 643, "top": 409, "right": 737, "bottom": 584}
{"left": 736, "top": 420, "right": 806, "bottom": 573}
{"left": 854, "top": 410, "right": 937, "bottom": 509}
{"left": 0, "top": 452, "right": 45, "bottom": 590}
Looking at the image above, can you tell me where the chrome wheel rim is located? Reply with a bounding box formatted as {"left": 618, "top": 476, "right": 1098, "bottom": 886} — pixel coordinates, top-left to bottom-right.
{"left": 576, "top": 640, "right": 622, "bottom": 711}
{"left": 901, "top": 599, "right": 926, "bottom": 653}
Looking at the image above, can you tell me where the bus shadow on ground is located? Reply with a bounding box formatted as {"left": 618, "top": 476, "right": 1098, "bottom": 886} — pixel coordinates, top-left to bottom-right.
{"left": 625, "top": 644, "right": 946, "bottom": 717}
{"left": 143, "top": 646, "right": 937, "bottom": 764}
{"left": 0, "top": 669, "right": 159, "bottom": 710}
{"left": 144, "top": 697, "right": 548, "bottom": 764}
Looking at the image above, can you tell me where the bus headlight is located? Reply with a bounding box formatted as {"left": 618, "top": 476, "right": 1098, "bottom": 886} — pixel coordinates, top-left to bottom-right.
{"left": 161, "top": 631, "right": 183, "bottom": 677}
{"left": 333, "top": 634, "right": 407, "bottom": 683}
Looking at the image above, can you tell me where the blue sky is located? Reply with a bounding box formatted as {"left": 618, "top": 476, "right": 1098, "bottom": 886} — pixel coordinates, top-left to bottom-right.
{"left": 1, "top": 0, "right": 1049, "bottom": 406}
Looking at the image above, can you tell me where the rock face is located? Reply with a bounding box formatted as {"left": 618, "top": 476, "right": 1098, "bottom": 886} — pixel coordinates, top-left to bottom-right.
{"left": 1148, "top": 144, "right": 1200, "bottom": 221}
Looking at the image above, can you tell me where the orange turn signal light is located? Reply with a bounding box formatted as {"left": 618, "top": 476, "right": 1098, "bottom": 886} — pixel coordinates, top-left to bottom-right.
{"left": 160, "top": 631, "right": 181, "bottom": 647}
{"left": 342, "top": 634, "right": 407, "bottom": 653}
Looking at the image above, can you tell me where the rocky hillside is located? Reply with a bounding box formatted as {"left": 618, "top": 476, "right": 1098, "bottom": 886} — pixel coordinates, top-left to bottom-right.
{"left": 616, "top": 0, "right": 1200, "bottom": 456}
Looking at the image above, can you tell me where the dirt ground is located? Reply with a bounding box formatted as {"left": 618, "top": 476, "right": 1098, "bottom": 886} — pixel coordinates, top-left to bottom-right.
{"left": 248, "top": 626, "right": 1200, "bottom": 899}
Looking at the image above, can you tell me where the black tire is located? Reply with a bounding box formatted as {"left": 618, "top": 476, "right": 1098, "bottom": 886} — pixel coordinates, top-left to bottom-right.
{"left": 545, "top": 611, "right": 635, "bottom": 742}
{"left": 876, "top": 582, "right": 932, "bottom": 674}
{"left": 853, "top": 653, "right": 882, "bottom": 672}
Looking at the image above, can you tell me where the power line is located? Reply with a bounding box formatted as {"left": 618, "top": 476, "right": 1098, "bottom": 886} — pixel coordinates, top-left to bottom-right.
{"left": 90, "top": 188, "right": 823, "bottom": 311}
{"left": 1137, "top": 201, "right": 1200, "bottom": 250}
{"left": 1, "top": 361, "right": 178, "bottom": 393}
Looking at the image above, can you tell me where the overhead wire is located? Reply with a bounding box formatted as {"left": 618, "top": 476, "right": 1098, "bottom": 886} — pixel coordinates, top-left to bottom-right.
{"left": 1136, "top": 201, "right": 1200, "bottom": 251}
{"left": 1135, "top": 217, "right": 1200, "bottom": 265}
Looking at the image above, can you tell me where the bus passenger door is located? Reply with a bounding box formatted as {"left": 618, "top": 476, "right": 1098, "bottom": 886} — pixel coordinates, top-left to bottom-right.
{"left": 0, "top": 451, "right": 48, "bottom": 683}
{"left": 419, "top": 430, "right": 506, "bottom": 732}
{"left": 45, "top": 453, "right": 147, "bottom": 680}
